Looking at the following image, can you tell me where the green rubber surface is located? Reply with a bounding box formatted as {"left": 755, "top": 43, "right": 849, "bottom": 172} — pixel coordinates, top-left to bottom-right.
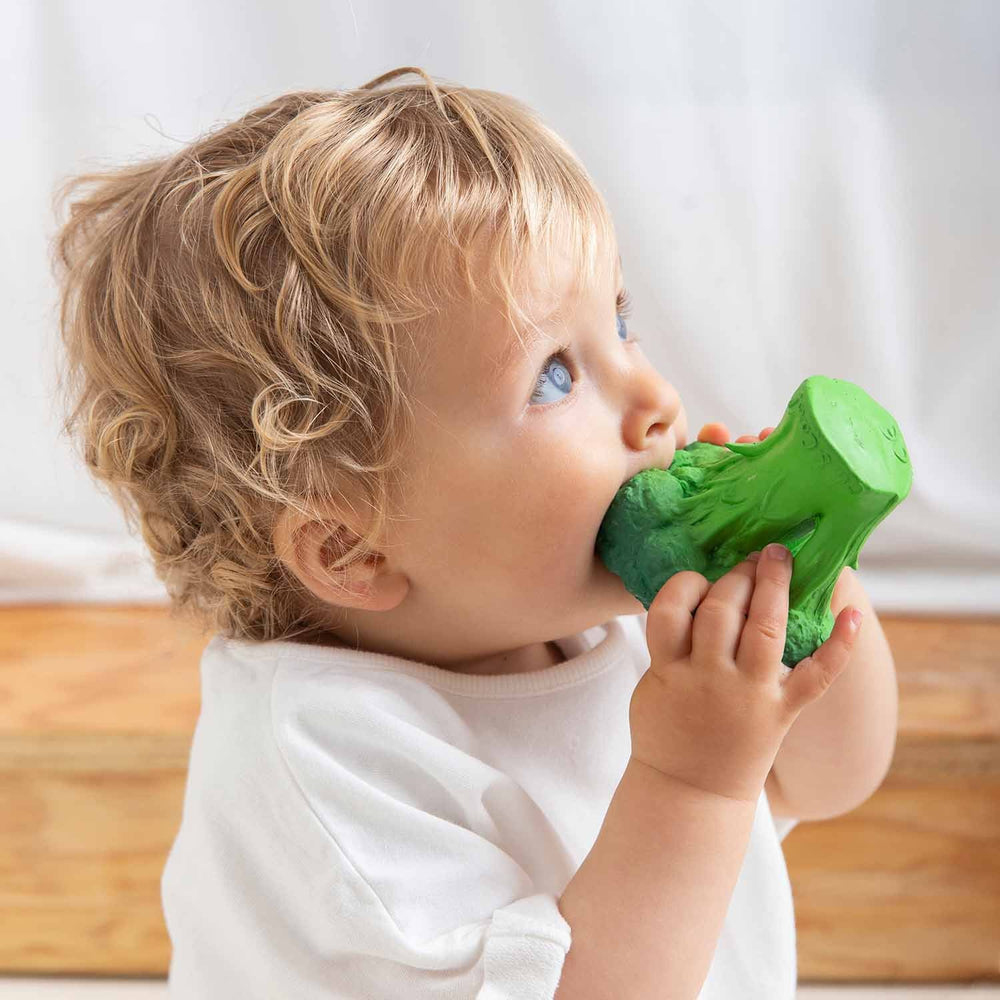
{"left": 596, "top": 375, "right": 913, "bottom": 667}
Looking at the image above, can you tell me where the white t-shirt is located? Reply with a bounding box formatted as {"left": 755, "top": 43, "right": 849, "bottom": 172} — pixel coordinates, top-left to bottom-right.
{"left": 161, "top": 612, "right": 800, "bottom": 999}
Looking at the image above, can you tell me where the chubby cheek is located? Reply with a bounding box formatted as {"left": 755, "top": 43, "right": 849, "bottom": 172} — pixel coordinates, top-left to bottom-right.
{"left": 513, "top": 448, "right": 617, "bottom": 581}
{"left": 413, "top": 424, "right": 619, "bottom": 593}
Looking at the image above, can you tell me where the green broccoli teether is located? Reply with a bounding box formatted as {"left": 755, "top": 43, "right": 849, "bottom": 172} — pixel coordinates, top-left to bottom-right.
{"left": 596, "top": 375, "right": 912, "bottom": 668}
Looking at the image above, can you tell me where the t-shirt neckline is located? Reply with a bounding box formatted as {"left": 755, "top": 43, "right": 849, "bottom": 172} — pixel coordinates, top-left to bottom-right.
{"left": 216, "top": 617, "right": 628, "bottom": 698}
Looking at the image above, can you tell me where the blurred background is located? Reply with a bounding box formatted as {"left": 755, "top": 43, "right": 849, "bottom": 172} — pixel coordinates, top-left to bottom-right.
{"left": 4, "top": 0, "right": 1000, "bottom": 613}
{"left": 1, "top": 0, "right": 998, "bottom": 995}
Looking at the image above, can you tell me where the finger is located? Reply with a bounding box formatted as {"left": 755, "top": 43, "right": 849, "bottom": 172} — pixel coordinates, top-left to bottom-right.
{"left": 780, "top": 606, "right": 862, "bottom": 708}
{"left": 645, "top": 569, "right": 715, "bottom": 665}
{"left": 738, "top": 426, "right": 777, "bottom": 443}
{"left": 688, "top": 555, "right": 760, "bottom": 665}
{"left": 736, "top": 543, "right": 792, "bottom": 679}
{"left": 697, "top": 422, "right": 730, "bottom": 445}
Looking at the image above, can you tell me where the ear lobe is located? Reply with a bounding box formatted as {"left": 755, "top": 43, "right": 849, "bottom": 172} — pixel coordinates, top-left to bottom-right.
{"left": 273, "top": 510, "right": 409, "bottom": 613}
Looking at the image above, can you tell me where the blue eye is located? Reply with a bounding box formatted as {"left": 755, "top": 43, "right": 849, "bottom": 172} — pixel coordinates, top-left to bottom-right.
{"left": 530, "top": 356, "right": 573, "bottom": 406}
{"left": 616, "top": 311, "right": 628, "bottom": 341}
{"left": 529, "top": 290, "right": 638, "bottom": 407}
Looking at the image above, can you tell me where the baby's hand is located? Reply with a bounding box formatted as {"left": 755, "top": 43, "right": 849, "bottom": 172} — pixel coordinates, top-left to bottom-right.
{"left": 630, "top": 542, "right": 860, "bottom": 802}
{"left": 697, "top": 423, "right": 776, "bottom": 446}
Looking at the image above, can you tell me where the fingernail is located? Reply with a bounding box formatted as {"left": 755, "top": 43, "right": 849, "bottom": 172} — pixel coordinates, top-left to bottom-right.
{"left": 747, "top": 551, "right": 761, "bottom": 563}
{"left": 766, "top": 543, "right": 790, "bottom": 562}
{"left": 849, "top": 609, "right": 863, "bottom": 630}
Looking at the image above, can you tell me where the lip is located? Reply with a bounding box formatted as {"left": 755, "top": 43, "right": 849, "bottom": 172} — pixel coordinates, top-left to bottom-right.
{"left": 622, "top": 426, "right": 682, "bottom": 487}
{"left": 627, "top": 446, "right": 677, "bottom": 488}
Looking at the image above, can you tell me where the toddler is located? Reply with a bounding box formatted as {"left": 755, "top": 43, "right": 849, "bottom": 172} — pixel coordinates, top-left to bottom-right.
{"left": 51, "top": 66, "right": 863, "bottom": 999}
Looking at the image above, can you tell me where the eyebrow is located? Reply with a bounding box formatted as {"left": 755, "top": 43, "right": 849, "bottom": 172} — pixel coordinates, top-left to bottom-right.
{"left": 490, "top": 253, "right": 625, "bottom": 380}
{"left": 490, "top": 319, "right": 557, "bottom": 379}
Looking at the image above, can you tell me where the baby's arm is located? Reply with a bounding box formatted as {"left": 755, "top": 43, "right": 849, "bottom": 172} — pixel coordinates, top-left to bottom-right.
{"left": 555, "top": 760, "right": 758, "bottom": 1000}
{"left": 768, "top": 565, "right": 898, "bottom": 820}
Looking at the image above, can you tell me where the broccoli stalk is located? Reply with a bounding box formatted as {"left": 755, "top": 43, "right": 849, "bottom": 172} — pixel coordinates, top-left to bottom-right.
{"left": 596, "top": 375, "right": 912, "bottom": 668}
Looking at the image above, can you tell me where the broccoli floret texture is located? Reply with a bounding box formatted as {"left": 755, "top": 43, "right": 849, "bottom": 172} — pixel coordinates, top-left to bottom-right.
{"left": 596, "top": 375, "right": 912, "bottom": 668}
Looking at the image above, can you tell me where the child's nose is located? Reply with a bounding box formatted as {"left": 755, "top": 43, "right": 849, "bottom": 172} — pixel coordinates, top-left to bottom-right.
{"left": 622, "top": 375, "right": 683, "bottom": 453}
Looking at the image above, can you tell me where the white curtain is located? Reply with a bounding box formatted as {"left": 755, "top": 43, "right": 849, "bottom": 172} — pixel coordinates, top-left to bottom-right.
{"left": 3, "top": 0, "right": 998, "bottom": 612}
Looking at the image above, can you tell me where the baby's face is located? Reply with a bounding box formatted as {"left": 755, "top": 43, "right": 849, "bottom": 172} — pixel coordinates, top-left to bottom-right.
{"left": 371, "top": 233, "right": 688, "bottom": 671}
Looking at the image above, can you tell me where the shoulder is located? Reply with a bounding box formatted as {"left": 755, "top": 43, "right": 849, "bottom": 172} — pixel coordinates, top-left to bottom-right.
{"left": 266, "top": 652, "right": 546, "bottom": 851}
{"left": 271, "top": 649, "right": 468, "bottom": 740}
{"left": 265, "top": 654, "right": 557, "bottom": 940}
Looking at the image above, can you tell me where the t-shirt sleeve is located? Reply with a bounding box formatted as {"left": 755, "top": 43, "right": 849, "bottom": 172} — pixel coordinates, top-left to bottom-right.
{"left": 270, "top": 671, "right": 573, "bottom": 999}
{"left": 772, "top": 815, "right": 800, "bottom": 842}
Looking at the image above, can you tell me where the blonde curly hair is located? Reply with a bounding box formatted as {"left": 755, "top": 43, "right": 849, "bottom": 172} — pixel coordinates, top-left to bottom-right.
{"left": 49, "top": 65, "right": 618, "bottom": 644}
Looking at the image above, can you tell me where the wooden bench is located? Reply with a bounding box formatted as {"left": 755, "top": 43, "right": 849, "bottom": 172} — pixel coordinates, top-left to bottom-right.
{"left": 0, "top": 605, "right": 997, "bottom": 980}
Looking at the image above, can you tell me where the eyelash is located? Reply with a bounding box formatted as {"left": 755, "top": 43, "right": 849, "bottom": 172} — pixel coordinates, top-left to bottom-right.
{"left": 531, "top": 288, "right": 640, "bottom": 400}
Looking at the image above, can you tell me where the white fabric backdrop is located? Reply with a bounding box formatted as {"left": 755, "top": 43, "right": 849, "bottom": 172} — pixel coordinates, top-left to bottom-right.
{"left": 3, "top": 0, "right": 998, "bottom": 613}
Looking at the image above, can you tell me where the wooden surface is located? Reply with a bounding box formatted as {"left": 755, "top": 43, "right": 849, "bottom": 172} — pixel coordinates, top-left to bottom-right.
{"left": 0, "top": 604, "right": 998, "bottom": 979}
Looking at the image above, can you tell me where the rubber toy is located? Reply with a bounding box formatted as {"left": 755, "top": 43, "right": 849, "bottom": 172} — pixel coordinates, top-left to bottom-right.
{"left": 596, "top": 375, "right": 912, "bottom": 668}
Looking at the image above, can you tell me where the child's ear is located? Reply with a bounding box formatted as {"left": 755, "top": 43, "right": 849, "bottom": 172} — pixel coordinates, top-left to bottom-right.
{"left": 272, "top": 509, "right": 409, "bottom": 613}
